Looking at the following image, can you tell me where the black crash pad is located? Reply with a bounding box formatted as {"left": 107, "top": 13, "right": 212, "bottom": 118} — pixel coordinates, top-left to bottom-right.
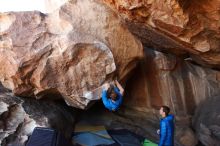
{"left": 26, "top": 127, "right": 73, "bottom": 146}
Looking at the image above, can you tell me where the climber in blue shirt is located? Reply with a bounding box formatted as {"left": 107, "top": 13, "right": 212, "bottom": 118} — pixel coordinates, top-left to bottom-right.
{"left": 101, "top": 80, "right": 124, "bottom": 111}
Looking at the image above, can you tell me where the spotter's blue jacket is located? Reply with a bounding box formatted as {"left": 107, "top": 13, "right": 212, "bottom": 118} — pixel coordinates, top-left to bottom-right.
{"left": 159, "top": 114, "right": 174, "bottom": 146}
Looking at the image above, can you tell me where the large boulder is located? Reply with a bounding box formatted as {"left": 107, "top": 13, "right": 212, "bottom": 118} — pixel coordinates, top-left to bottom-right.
{"left": 0, "top": 83, "right": 76, "bottom": 146}
{"left": 103, "top": 0, "right": 220, "bottom": 67}
{"left": 0, "top": 0, "right": 143, "bottom": 109}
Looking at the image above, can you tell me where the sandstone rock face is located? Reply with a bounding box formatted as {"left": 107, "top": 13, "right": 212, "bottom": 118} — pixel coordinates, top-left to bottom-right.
{"left": 125, "top": 48, "right": 220, "bottom": 118}
{"left": 103, "top": 0, "right": 220, "bottom": 67}
{"left": 0, "top": 84, "right": 76, "bottom": 146}
{"left": 193, "top": 95, "right": 220, "bottom": 146}
{"left": 177, "top": 128, "right": 198, "bottom": 146}
{"left": 124, "top": 48, "right": 220, "bottom": 145}
{"left": 0, "top": 0, "right": 219, "bottom": 145}
{"left": 0, "top": 0, "right": 143, "bottom": 109}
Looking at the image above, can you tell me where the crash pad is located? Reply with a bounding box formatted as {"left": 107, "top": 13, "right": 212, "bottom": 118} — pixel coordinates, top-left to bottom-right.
{"left": 107, "top": 129, "right": 143, "bottom": 146}
{"left": 26, "top": 127, "right": 73, "bottom": 146}
{"left": 142, "top": 139, "right": 158, "bottom": 146}
{"left": 73, "top": 125, "right": 115, "bottom": 146}
{"left": 73, "top": 132, "right": 115, "bottom": 146}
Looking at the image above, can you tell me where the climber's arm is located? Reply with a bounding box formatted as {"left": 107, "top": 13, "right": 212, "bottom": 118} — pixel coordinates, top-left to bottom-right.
{"left": 114, "top": 80, "right": 124, "bottom": 95}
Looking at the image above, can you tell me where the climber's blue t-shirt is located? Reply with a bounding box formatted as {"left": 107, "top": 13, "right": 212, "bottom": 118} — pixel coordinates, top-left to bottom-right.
{"left": 101, "top": 87, "right": 123, "bottom": 111}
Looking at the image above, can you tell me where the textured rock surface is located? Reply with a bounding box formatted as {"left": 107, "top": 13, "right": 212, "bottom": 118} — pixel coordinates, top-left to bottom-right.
{"left": 177, "top": 128, "right": 198, "bottom": 146}
{"left": 0, "top": 84, "right": 76, "bottom": 146}
{"left": 193, "top": 95, "right": 220, "bottom": 146}
{"left": 0, "top": 0, "right": 220, "bottom": 145}
{"left": 0, "top": 0, "right": 143, "bottom": 109}
{"left": 103, "top": 0, "right": 220, "bottom": 67}
{"left": 125, "top": 48, "right": 220, "bottom": 117}
{"left": 124, "top": 48, "right": 220, "bottom": 145}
